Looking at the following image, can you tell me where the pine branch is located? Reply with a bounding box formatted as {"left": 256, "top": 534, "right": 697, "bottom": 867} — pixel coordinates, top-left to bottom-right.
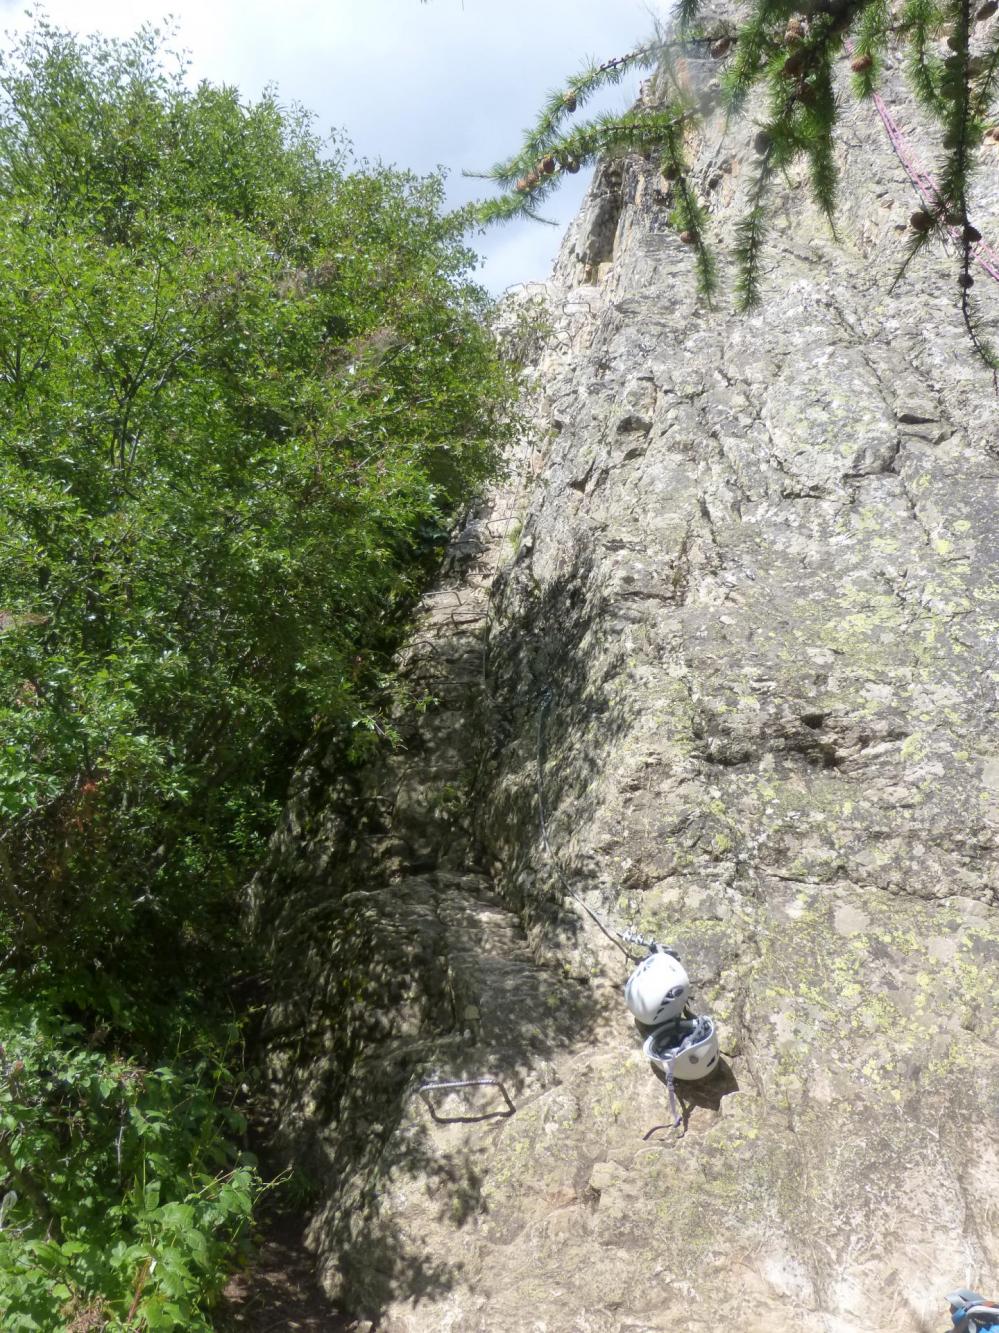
{"left": 661, "top": 109, "right": 718, "bottom": 303}
{"left": 938, "top": 0, "right": 973, "bottom": 221}
{"left": 889, "top": 220, "right": 938, "bottom": 291}
{"left": 953, "top": 0, "right": 999, "bottom": 378}
{"left": 960, "top": 287, "right": 999, "bottom": 372}
{"left": 724, "top": 12, "right": 776, "bottom": 111}
{"left": 678, "top": 177, "right": 719, "bottom": 300}
{"left": 471, "top": 107, "right": 693, "bottom": 225}
{"left": 970, "top": 30, "right": 999, "bottom": 120}
{"left": 475, "top": 195, "right": 561, "bottom": 226}
{"left": 853, "top": 0, "right": 892, "bottom": 95}
{"left": 802, "top": 54, "right": 840, "bottom": 228}
{"left": 731, "top": 6, "right": 847, "bottom": 298}
{"left": 475, "top": 0, "right": 999, "bottom": 375}
{"left": 902, "top": 0, "right": 947, "bottom": 114}
{"left": 736, "top": 142, "right": 776, "bottom": 309}
{"left": 944, "top": 0, "right": 995, "bottom": 371}
{"left": 677, "top": 0, "right": 705, "bottom": 35}
{"left": 480, "top": 42, "right": 664, "bottom": 188}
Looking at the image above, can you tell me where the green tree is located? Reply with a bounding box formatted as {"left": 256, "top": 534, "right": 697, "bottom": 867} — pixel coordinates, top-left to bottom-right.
{"left": 0, "top": 17, "right": 516, "bottom": 1327}
{"left": 475, "top": 0, "right": 999, "bottom": 368}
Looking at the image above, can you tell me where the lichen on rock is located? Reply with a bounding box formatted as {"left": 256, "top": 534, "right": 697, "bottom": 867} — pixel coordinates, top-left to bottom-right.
{"left": 253, "top": 29, "right": 999, "bottom": 1333}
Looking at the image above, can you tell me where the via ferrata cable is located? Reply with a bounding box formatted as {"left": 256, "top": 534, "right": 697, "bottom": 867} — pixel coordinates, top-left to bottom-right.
{"left": 535, "top": 688, "right": 667, "bottom": 965}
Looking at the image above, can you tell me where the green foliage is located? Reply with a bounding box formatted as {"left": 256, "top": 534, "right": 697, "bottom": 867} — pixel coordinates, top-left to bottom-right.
{"left": 0, "top": 988, "right": 255, "bottom": 1330}
{"left": 0, "top": 17, "right": 515, "bottom": 983}
{"left": 476, "top": 0, "right": 999, "bottom": 369}
{"left": 734, "top": 148, "right": 775, "bottom": 311}
{"left": 469, "top": 42, "right": 669, "bottom": 212}
{"left": 0, "top": 15, "right": 517, "bottom": 1326}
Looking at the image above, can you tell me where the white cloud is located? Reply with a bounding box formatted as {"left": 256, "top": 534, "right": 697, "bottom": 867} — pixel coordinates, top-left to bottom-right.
{"left": 0, "top": 0, "right": 669, "bottom": 291}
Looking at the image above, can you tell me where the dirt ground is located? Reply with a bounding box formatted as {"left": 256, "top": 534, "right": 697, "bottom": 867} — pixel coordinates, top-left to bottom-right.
{"left": 216, "top": 1211, "right": 359, "bottom": 1332}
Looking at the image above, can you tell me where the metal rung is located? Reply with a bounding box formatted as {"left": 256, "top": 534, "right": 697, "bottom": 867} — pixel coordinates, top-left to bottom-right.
{"left": 417, "top": 1075, "right": 516, "bottom": 1124}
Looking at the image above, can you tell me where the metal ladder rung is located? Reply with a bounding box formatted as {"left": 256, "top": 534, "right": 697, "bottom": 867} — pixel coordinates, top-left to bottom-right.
{"left": 417, "top": 1075, "right": 515, "bottom": 1124}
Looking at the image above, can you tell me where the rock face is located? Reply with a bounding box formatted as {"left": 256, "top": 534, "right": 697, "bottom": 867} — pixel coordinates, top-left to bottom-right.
{"left": 254, "top": 36, "right": 999, "bottom": 1333}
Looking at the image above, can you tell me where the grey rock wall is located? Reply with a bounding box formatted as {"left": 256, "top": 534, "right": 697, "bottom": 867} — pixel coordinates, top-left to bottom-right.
{"left": 254, "top": 35, "right": 999, "bottom": 1333}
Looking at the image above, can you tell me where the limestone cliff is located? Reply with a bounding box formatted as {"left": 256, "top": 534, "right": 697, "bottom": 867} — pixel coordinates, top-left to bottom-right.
{"left": 253, "top": 34, "right": 999, "bottom": 1333}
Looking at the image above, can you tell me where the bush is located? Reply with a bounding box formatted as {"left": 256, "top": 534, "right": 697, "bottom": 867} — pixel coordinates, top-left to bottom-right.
{"left": 0, "top": 17, "right": 517, "bottom": 1326}
{"left": 0, "top": 989, "right": 255, "bottom": 1330}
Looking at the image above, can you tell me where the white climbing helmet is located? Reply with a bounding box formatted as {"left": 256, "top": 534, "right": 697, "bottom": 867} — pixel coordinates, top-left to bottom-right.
{"left": 624, "top": 950, "right": 690, "bottom": 1026}
{"left": 643, "top": 1015, "right": 720, "bottom": 1082}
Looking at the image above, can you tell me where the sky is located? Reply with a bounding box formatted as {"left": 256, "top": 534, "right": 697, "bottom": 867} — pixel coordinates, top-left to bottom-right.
{"left": 0, "top": 0, "right": 666, "bottom": 293}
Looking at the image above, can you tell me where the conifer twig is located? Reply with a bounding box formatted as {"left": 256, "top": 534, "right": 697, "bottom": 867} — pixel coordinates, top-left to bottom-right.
{"left": 475, "top": 2, "right": 999, "bottom": 371}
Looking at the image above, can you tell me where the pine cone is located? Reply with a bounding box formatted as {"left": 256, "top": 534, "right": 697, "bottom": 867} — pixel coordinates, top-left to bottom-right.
{"left": 563, "top": 91, "right": 577, "bottom": 112}
{"left": 710, "top": 37, "right": 732, "bottom": 57}
{"left": 541, "top": 156, "right": 556, "bottom": 174}
{"left": 754, "top": 130, "right": 772, "bottom": 155}
{"left": 526, "top": 170, "right": 540, "bottom": 189}
{"left": 679, "top": 230, "right": 696, "bottom": 245}
{"left": 958, "top": 272, "right": 975, "bottom": 288}
{"left": 564, "top": 157, "right": 581, "bottom": 173}
{"left": 851, "top": 53, "right": 874, "bottom": 72}
{"left": 515, "top": 178, "right": 529, "bottom": 193}
{"left": 909, "top": 210, "right": 933, "bottom": 232}
{"left": 784, "top": 49, "right": 806, "bottom": 77}
{"left": 963, "top": 223, "right": 982, "bottom": 243}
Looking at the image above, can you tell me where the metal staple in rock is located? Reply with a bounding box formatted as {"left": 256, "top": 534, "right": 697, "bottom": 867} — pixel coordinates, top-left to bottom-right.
{"left": 417, "top": 1075, "right": 516, "bottom": 1124}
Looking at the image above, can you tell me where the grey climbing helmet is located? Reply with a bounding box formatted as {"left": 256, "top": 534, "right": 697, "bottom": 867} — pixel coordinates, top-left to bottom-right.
{"left": 643, "top": 1015, "right": 719, "bottom": 1081}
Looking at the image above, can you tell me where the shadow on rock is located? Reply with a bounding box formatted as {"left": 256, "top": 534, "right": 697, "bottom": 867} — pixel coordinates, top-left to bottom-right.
{"left": 475, "top": 548, "right": 638, "bottom": 963}
{"left": 248, "top": 547, "right": 616, "bottom": 1323}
